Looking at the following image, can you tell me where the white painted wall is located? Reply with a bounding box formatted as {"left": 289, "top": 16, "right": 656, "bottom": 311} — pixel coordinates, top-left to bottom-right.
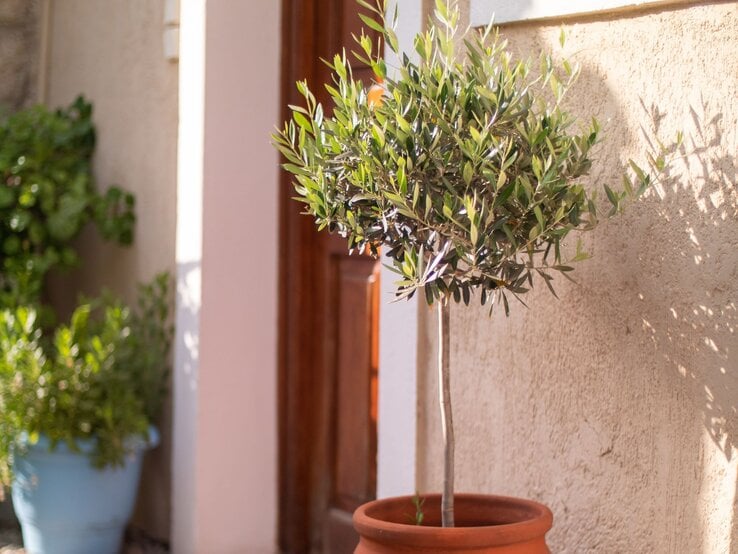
{"left": 173, "top": 1, "right": 280, "bottom": 552}
{"left": 376, "top": 0, "right": 423, "bottom": 500}
{"left": 377, "top": 259, "right": 419, "bottom": 499}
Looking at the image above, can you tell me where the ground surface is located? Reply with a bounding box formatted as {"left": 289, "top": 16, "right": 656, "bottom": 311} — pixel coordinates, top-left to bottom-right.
{"left": 0, "top": 526, "right": 168, "bottom": 553}
{"left": 0, "top": 528, "right": 22, "bottom": 554}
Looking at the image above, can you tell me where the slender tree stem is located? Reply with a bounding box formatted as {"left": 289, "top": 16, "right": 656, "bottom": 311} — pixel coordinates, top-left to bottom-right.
{"left": 438, "top": 298, "right": 454, "bottom": 527}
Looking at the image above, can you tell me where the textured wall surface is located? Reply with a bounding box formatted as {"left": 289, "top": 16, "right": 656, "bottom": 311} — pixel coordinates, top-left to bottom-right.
{"left": 417, "top": 2, "right": 738, "bottom": 553}
{"left": 44, "top": 0, "right": 178, "bottom": 541}
{"left": 0, "top": 0, "right": 38, "bottom": 111}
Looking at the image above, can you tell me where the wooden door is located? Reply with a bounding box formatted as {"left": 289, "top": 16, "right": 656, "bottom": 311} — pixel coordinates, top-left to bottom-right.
{"left": 278, "top": 1, "right": 382, "bottom": 552}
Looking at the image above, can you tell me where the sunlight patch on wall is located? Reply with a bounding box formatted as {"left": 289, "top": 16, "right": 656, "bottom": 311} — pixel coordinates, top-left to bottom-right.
{"left": 697, "top": 431, "right": 737, "bottom": 554}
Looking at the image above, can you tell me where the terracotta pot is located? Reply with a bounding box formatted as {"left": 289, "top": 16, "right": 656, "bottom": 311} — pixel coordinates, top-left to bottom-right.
{"left": 353, "top": 493, "right": 553, "bottom": 554}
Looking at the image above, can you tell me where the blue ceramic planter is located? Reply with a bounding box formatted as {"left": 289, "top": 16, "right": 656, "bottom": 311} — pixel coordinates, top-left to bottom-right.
{"left": 11, "top": 428, "right": 159, "bottom": 554}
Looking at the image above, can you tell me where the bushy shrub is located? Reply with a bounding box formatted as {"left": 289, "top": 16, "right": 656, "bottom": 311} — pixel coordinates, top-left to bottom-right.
{"left": 0, "top": 96, "right": 135, "bottom": 307}
{"left": 0, "top": 273, "right": 172, "bottom": 492}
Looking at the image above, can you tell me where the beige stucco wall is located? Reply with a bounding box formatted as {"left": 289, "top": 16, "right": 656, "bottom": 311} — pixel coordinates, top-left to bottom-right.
{"left": 0, "top": 0, "right": 38, "bottom": 111}
{"left": 44, "top": 0, "right": 178, "bottom": 541}
{"left": 417, "top": 2, "right": 738, "bottom": 553}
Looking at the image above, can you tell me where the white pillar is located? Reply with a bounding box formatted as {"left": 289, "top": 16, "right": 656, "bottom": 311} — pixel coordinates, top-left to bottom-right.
{"left": 173, "top": 1, "right": 280, "bottom": 552}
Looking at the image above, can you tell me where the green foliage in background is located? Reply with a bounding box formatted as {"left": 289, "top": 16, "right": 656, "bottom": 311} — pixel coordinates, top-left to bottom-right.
{"left": 274, "top": 0, "right": 677, "bottom": 312}
{"left": 0, "top": 273, "right": 173, "bottom": 492}
{"left": 0, "top": 96, "right": 135, "bottom": 307}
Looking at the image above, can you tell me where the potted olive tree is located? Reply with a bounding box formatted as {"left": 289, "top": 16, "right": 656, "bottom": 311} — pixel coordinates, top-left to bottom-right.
{"left": 274, "top": 1, "right": 675, "bottom": 551}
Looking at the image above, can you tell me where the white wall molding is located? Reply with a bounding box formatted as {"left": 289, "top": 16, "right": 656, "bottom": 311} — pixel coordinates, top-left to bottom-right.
{"left": 162, "top": 0, "right": 179, "bottom": 61}
{"left": 470, "top": 0, "right": 685, "bottom": 25}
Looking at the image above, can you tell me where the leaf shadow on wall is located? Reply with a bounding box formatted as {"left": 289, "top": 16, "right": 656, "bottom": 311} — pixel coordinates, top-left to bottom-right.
{"left": 635, "top": 96, "right": 737, "bottom": 463}
{"left": 622, "top": 94, "right": 738, "bottom": 548}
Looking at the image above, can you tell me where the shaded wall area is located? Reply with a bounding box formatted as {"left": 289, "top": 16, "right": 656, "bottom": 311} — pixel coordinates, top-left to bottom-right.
{"left": 43, "top": 0, "right": 178, "bottom": 542}
{"left": 0, "top": 0, "right": 38, "bottom": 111}
{"left": 417, "top": 2, "right": 737, "bottom": 552}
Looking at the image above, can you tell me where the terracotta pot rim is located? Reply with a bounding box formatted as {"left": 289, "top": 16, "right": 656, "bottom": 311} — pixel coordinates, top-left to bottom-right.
{"left": 353, "top": 493, "right": 553, "bottom": 548}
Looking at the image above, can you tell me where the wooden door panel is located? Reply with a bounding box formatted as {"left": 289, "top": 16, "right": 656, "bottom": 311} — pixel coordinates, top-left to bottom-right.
{"left": 323, "top": 256, "right": 380, "bottom": 553}
{"left": 332, "top": 256, "right": 379, "bottom": 512}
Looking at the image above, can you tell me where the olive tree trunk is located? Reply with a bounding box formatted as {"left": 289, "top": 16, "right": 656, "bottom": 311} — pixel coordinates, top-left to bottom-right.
{"left": 438, "top": 298, "right": 454, "bottom": 527}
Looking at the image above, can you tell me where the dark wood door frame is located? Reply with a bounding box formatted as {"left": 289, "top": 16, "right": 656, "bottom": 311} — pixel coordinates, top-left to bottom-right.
{"left": 278, "top": 2, "right": 383, "bottom": 552}
{"left": 278, "top": 1, "right": 342, "bottom": 552}
{"left": 278, "top": 0, "right": 323, "bottom": 549}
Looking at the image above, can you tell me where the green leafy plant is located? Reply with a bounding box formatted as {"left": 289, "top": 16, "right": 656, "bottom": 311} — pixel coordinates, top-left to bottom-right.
{"left": 274, "top": 0, "right": 677, "bottom": 527}
{"left": 0, "top": 96, "right": 135, "bottom": 307}
{"left": 0, "top": 273, "right": 172, "bottom": 495}
{"left": 412, "top": 492, "right": 425, "bottom": 526}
